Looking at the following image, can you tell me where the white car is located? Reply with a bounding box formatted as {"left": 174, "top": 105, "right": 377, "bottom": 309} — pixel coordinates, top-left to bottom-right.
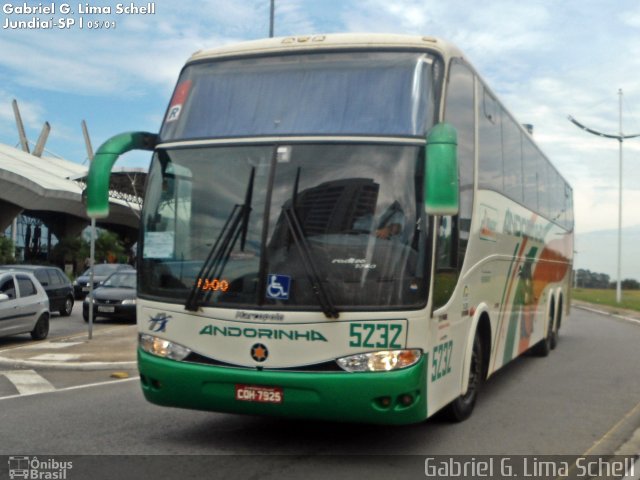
{"left": 0, "top": 269, "right": 50, "bottom": 340}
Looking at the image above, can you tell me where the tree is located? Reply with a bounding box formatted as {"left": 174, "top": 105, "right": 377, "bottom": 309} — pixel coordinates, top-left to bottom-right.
{"left": 95, "top": 230, "right": 126, "bottom": 264}
{"left": 50, "top": 236, "right": 89, "bottom": 273}
{"left": 575, "top": 269, "right": 611, "bottom": 288}
{"left": 0, "top": 236, "right": 15, "bottom": 263}
{"left": 621, "top": 278, "right": 640, "bottom": 290}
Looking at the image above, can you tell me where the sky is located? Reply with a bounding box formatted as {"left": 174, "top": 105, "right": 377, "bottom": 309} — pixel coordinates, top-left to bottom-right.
{"left": 1, "top": 0, "right": 640, "bottom": 276}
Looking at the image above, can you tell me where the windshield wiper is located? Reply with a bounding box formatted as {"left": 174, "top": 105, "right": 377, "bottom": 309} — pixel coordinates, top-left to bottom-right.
{"left": 185, "top": 167, "right": 255, "bottom": 311}
{"left": 282, "top": 168, "right": 339, "bottom": 319}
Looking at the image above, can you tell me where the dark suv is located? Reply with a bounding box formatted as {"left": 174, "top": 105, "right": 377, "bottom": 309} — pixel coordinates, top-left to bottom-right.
{"left": 1, "top": 265, "right": 74, "bottom": 316}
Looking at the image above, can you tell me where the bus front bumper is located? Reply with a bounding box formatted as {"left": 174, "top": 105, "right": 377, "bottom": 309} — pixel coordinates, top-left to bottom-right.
{"left": 138, "top": 349, "right": 428, "bottom": 425}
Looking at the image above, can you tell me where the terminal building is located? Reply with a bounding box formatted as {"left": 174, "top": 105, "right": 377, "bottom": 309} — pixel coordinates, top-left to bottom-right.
{"left": 0, "top": 142, "right": 145, "bottom": 265}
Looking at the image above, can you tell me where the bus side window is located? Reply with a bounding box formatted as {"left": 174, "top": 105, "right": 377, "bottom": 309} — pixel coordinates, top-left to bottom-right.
{"left": 433, "top": 216, "right": 457, "bottom": 308}
{"left": 433, "top": 60, "right": 475, "bottom": 310}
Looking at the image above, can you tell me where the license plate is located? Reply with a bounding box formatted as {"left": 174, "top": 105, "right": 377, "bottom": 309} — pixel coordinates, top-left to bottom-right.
{"left": 235, "top": 385, "right": 283, "bottom": 404}
{"left": 98, "top": 306, "right": 115, "bottom": 313}
{"left": 82, "top": 287, "right": 90, "bottom": 292}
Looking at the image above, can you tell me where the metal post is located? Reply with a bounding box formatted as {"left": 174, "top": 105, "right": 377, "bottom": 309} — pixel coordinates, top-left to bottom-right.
{"left": 269, "top": 0, "right": 274, "bottom": 38}
{"left": 616, "top": 89, "right": 623, "bottom": 303}
{"left": 568, "top": 90, "right": 640, "bottom": 304}
{"left": 88, "top": 218, "right": 95, "bottom": 339}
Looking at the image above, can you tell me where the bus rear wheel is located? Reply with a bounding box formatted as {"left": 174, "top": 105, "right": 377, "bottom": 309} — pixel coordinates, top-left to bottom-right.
{"left": 445, "top": 331, "right": 483, "bottom": 422}
{"left": 533, "top": 300, "right": 556, "bottom": 357}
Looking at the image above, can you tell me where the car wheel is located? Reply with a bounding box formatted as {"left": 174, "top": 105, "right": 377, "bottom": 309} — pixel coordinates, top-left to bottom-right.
{"left": 60, "top": 296, "right": 74, "bottom": 316}
{"left": 30, "top": 314, "right": 49, "bottom": 340}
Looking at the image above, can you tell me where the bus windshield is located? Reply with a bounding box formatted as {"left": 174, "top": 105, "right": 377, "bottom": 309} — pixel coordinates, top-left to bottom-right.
{"left": 139, "top": 143, "right": 429, "bottom": 311}
{"left": 160, "top": 51, "right": 437, "bottom": 140}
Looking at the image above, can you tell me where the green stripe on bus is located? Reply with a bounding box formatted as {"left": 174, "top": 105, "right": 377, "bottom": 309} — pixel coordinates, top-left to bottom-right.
{"left": 138, "top": 349, "right": 429, "bottom": 425}
{"left": 502, "top": 246, "right": 538, "bottom": 364}
{"left": 492, "top": 242, "right": 521, "bottom": 370}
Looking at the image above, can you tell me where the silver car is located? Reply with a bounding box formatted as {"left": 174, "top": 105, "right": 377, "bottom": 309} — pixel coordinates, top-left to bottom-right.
{"left": 0, "top": 269, "right": 50, "bottom": 340}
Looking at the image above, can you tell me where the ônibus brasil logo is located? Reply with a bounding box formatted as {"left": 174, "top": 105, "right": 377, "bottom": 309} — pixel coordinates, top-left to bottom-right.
{"left": 8, "top": 456, "right": 72, "bottom": 479}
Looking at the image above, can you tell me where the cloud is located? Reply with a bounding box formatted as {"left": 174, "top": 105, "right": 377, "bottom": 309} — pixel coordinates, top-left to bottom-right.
{"left": 3, "top": 0, "right": 640, "bottom": 244}
{"left": 0, "top": 0, "right": 272, "bottom": 97}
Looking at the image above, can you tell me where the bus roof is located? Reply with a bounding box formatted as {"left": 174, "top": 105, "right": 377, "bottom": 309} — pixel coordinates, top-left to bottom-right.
{"left": 187, "top": 33, "right": 465, "bottom": 64}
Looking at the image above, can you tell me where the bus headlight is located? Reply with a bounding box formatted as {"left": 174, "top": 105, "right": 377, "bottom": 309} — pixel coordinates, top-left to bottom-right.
{"left": 336, "top": 349, "right": 422, "bottom": 372}
{"left": 139, "top": 334, "right": 191, "bottom": 361}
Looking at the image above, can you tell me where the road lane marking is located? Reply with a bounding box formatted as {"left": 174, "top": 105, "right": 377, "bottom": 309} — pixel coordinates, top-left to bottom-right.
{"left": 622, "top": 457, "right": 640, "bottom": 480}
{"left": 557, "top": 399, "right": 640, "bottom": 480}
{"left": 17, "top": 342, "right": 83, "bottom": 350}
{"left": 582, "top": 400, "right": 640, "bottom": 456}
{"left": 28, "top": 354, "right": 82, "bottom": 361}
{"left": 0, "top": 376, "right": 139, "bottom": 401}
{"left": 1, "top": 370, "right": 55, "bottom": 395}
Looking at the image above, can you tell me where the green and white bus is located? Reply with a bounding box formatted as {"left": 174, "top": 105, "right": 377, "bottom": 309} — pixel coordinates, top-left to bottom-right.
{"left": 86, "top": 34, "right": 574, "bottom": 424}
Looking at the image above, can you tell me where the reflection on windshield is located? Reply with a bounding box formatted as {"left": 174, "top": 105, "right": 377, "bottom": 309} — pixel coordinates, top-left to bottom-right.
{"left": 140, "top": 144, "right": 428, "bottom": 311}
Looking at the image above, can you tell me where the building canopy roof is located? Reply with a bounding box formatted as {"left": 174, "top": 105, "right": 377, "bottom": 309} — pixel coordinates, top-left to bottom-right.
{"left": 0, "top": 143, "right": 143, "bottom": 229}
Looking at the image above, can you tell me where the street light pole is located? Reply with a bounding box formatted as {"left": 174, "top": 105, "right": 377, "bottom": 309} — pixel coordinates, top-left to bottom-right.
{"left": 569, "top": 89, "right": 640, "bottom": 303}
{"left": 269, "top": 0, "right": 274, "bottom": 38}
{"left": 616, "top": 89, "right": 623, "bottom": 304}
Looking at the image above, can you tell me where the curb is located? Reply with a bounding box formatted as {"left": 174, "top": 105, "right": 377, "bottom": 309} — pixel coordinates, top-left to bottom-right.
{"left": 0, "top": 356, "right": 137, "bottom": 371}
{"left": 0, "top": 325, "right": 138, "bottom": 371}
{"left": 572, "top": 303, "right": 640, "bottom": 326}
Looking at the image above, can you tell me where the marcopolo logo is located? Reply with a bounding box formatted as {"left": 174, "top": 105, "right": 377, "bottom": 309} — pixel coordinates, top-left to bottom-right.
{"left": 8, "top": 456, "right": 72, "bottom": 479}
{"left": 199, "top": 324, "right": 328, "bottom": 342}
{"left": 148, "top": 312, "right": 172, "bottom": 333}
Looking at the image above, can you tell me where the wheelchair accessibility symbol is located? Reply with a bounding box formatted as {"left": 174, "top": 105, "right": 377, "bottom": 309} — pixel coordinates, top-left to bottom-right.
{"left": 266, "top": 274, "right": 291, "bottom": 300}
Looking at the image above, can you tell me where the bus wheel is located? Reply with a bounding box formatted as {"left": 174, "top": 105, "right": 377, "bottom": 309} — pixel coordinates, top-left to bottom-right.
{"left": 533, "top": 304, "right": 555, "bottom": 357}
{"left": 445, "top": 331, "right": 483, "bottom": 422}
{"left": 551, "top": 297, "right": 563, "bottom": 350}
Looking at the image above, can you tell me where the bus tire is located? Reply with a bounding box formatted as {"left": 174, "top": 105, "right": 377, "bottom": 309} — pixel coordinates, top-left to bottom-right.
{"left": 533, "top": 300, "right": 555, "bottom": 357}
{"left": 552, "top": 296, "right": 563, "bottom": 350}
{"left": 445, "top": 331, "right": 483, "bottom": 422}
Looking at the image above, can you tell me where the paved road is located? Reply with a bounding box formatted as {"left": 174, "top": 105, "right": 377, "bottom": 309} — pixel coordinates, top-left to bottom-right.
{"left": 0, "top": 307, "right": 639, "bottom": 477}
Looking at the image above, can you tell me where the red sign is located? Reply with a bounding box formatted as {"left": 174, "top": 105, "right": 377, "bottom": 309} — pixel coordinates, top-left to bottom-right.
{"left": 165, "top": 80, "right": 192, "bottom": 123}
{"left": 170, "top": 80, "right": 192, "bottom": 107}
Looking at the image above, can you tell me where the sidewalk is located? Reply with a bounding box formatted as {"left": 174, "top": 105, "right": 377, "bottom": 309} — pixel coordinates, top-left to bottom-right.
{"left": 0, "top": 325, "right": 138, "bottom": 370}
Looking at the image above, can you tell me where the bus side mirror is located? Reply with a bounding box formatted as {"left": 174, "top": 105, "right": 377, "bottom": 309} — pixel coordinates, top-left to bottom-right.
{"left": 424, "top": 123, "right": 459, "bottom": 216}
{"left": 86, "top": 131, "right": 158, "bottom": 218}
